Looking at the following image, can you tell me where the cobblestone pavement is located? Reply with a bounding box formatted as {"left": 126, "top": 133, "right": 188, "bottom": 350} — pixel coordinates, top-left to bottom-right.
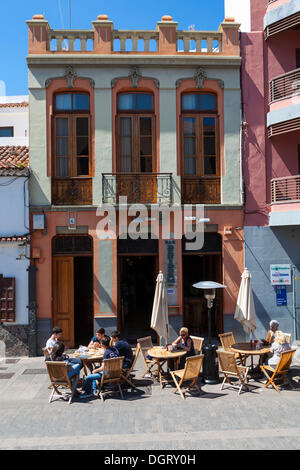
{"left": 0, "top": 353, "right": 300, "bottom": 450}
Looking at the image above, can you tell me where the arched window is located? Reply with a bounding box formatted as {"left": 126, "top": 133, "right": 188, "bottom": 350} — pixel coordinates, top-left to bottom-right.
{"left": 181, "top": 93, "right": 219, "bottom": 177}
{"left": 116, "top": 92, "right": 155, "bottom": 173}
{"left": 53, "top": 92, "right": 91, "bottom": 178}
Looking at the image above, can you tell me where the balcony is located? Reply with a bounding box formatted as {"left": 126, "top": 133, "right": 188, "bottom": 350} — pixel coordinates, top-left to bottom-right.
{"left": 52, "top": 178, "right": 92, "bottom": 205}
{"left": 267, "top": 68, "right": 300, "bottom": 137}
{"left": 102, "top": 173, "right": 173, "bottom": 205}
{"left": 271, "top": 175, "right": 300, "bottom": 202}
{"left": 265, "top": 0, "right": 300, "bottom": 38}
{"left": 181, "top": 177, "right": 221, "bottom": 204}
{"left": 270, "top": 68, "right": 300, "bottom": 103}
{"left": 270, "top": 175, "right": 300, "bottom": 226}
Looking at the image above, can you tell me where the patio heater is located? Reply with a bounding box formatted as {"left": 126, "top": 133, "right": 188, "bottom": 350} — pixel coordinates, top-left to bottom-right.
{"left": 192, "top": 281, "right": 227, "bottom": 384}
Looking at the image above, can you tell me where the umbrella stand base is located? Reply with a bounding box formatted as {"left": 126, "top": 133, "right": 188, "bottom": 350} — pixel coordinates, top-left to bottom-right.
{"left": 202, "top": 344, "right": 219, "bottom": 385}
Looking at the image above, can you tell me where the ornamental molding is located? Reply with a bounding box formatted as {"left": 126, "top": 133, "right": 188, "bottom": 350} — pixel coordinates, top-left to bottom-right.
{"left": 45, "top": 66, "right": 95, "bottom": 88}
{"left": 111, "top": 67, "right": 160, "bottom": 89}
{"left": 176, "top": 68, "right": 224, "bottom": 89}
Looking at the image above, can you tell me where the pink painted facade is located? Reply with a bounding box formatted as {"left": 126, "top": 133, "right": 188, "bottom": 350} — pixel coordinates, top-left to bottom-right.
{"left": 242, "top": 0, "right": 300, "bottom": 225}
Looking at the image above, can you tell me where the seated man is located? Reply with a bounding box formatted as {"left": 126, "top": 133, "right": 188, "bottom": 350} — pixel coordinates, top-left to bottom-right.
{"left": 88, "top": 328, "right": 110, "bottom": 349}
{"left": 80, "top": 337, "right": 119, "bottom": 399}
{"left": 110, "top": 331, "right": 133, "bottom": 369}
{"left": 46, "top": 326, "right": 63, "bottom": 354}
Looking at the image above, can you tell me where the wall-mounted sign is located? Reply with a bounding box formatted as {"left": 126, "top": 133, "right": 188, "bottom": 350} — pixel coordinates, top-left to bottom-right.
{"left": 275, "top": 286, "right": 287, "bottom": 306}
{"left": 164, "top": 239, "right": 178, "bottom": 306}
{"left": 270, "top": 264, "right": 291, "bottom": 285}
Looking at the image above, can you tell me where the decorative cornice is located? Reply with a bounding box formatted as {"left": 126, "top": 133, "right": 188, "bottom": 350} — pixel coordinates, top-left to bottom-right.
{"left": 176, "top": 68, "right": 224, "bottom": 89}
{"left": 111, "top": 67, "right": 160, "bottom": 89}
{"left": 45, "top": 65, "right": 95, "bottom": 88}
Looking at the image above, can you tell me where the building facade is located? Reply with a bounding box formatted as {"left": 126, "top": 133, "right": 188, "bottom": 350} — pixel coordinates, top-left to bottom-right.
{"left": 0, "top": 144, "right": 30, "bottom": 356}
{"left": 27, "top": 13, "right": 244, "bottom": 353}
{"left": 233, "top": 0, "right": 300, "bottom": 340}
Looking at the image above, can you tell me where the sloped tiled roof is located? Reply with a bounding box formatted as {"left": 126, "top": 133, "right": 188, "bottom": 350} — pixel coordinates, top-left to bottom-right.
{"left": 0, "top": 102, "right": 28, "bottom": 108}
{"left": 0, "top": 146, "right": 29, "bottom": 176}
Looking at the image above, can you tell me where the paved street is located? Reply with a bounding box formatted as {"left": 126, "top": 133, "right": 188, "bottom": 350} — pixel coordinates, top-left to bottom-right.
{"left": 0, "top": 352, "right": 300, "bottom": 451}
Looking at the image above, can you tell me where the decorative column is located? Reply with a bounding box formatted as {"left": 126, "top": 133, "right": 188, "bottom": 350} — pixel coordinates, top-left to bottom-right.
{"left": 26, "top": 15, "right": 49, "bottom": 54}
{"left": 156, "top": 15, "right": 178, "bottom": 54}
{"left": 92, "top": 14, "right": 114, "bottom": 53}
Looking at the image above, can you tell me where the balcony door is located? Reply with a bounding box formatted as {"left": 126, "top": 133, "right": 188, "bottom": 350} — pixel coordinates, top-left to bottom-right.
{"left": 52, "top": 92, "right": 92, "bottom": 205}
{"left": 116, "top": 92, "right": 157, "bottom": 202}
{"left": 181, "top": 93, "right": 220, "bottom": 204}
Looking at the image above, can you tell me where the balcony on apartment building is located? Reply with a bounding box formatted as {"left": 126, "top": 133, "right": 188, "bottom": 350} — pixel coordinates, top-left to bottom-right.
{"left": 265, "top": 0, "right": 300, "bottom": 39}
{"left": 52, "top": 178, "right": 92, "bottom": 205}
{"left": 268, "top": 68, "right": 300, "bottom": 136}
{"left": 270, "top": 174, "right": 300, "bottom": 225}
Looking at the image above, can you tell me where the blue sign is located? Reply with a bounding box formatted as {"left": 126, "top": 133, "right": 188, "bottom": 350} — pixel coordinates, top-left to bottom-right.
{"left": 276, "top": 286, "right": 287, "bottom": 306}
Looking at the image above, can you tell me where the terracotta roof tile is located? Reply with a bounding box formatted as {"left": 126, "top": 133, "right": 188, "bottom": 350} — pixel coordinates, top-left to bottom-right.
{"left": 0, "top": 146, "right": 29, "bottom": 168}
{"left": 0, "top": 102, "right": 28, "bottom": 108}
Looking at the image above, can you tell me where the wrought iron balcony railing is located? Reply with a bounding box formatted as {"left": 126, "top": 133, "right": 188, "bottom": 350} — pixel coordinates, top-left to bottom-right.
{"left": 271, "top": 175, "right": 300, "bottom": 203}
{"left": 52, "top": 178, "right": 92, "bottom": 205}
{"left": 270, "top": 68, "right": 300, "bottom": 102}
{"left": 181, "top": 177, "right": 221, "bottom": 204}
{"left": 102, "top": 173, "right": 173, "bottom": 205}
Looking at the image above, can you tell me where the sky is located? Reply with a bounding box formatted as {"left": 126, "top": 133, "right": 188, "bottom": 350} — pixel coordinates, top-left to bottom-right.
{"left": 0, "top": 0, "right": 225, "bottom": 96}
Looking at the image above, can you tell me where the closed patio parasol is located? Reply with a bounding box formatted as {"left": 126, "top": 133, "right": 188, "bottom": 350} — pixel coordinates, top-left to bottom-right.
{"left": 151, "top": 271, "right": 169, "bottom": 346}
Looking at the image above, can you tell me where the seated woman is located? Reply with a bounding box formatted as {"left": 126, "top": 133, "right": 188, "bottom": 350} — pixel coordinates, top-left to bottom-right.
{"left": 46, "top": 341, "right": 82, "bottom": 391}
{"left": 267, "top": 330, "right": 291, "bottom": 369}
{"left": 80, "top": 337, "right": 119, "bottom": 399}
{"left": 171, "top": 327, "right": 195, "bottom": 369}
{"left": 266, "top": 320, "right": 280, "bottom": 345}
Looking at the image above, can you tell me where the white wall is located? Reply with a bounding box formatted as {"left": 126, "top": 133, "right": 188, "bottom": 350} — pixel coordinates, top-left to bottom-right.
{"left": 0, "top": 176, "right": 29, "bottom": 325}
{"left": 225, "top": 0, "right": 251, "bottom": 32}
{"left": 0, "top": 95, "right": 29, "bottom": 146}
{"left": 0, "top": 242, "right": 29, "bottom": 325}
{"left": 0, "top": 177, "right": 29, "bottom": 235}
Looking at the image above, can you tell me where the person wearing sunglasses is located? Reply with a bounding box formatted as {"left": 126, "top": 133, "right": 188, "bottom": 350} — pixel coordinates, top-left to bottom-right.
{"left": 171, "top": 327, "right": 195, "bottom": 368}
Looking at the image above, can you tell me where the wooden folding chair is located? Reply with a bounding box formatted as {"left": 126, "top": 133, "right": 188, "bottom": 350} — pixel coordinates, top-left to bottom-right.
{"left": 219, "top": 332, "right": 246, "bottom": 365}
{"left": 217, "top": 350, "right": 249, "bottom": 395}
{"left": 42, "top": 347, "right": 49, "bottom": 358}
{"left": 121, "top": 347, "right": 138, "bottom": 390}
{"left": 190, "top": 336, "right": 204, "bottom": 354}
{"left": 170, "top": 355, "right": 204, "bottom": 400}
{"left": 260, "top": 349, "right": 296, "bottom": 393}
{"left": 45, "top": 361, "right": 79, "bottom": 405}
{"left": 137, "top": 336, "right": 160, "bottom": 379}
{"left": 98, "top": 356, "right": 125, "bottom": 402}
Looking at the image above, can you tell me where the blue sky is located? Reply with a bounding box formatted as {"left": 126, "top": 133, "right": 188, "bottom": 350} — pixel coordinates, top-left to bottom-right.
{"left": 0, "top": 0, "right": 225, "bottom": 96}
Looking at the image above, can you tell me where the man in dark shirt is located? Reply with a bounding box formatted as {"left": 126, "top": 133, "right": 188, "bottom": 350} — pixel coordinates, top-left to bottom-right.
{"left": 80, "top": 337, "right": 119, "bottom": 399}
{"left": 110, "top": 331, "right": 133, "bottom": 369}
{"left": 88, "top": 327, "right": 110, "bottom": 348}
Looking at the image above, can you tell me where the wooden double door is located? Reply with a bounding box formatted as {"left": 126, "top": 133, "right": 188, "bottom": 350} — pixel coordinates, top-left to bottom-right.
{"left": 52, "top": 255, "right": 93, "bottom": 348}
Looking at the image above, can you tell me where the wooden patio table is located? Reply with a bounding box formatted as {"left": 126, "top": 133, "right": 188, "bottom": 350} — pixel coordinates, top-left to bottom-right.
{"left": 231, "top": 342, "right": 271, "bottom": 376}
{"left": 148, "top": 347, "right": 187, "bottom": 388}
{"left": 72, "top": 349, "right": 104, "bottom": 376}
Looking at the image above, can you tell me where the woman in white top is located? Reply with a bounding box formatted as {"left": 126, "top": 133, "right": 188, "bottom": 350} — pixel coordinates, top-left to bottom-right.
{"left": 268, "top": 331, "right": 291, "bottom": 368}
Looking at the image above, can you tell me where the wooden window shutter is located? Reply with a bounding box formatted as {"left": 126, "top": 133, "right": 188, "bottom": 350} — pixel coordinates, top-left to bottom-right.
{"left": 0, "top": 274, "right": 16, "bottom": 322}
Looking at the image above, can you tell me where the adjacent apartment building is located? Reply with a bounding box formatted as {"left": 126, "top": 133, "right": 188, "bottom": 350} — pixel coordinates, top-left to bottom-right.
{"left": 227, "top": 0, "right": 300, "bottom": 340}
{"left": 0, "top": 97, "right": 30, "bottom": 355}
{"left": 27, "top": 13, "right": 243, "bottom": 353}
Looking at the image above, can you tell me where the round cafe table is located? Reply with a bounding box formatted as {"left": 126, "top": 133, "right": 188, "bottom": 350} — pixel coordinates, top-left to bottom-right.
{"left": 148, "top": 347, "right": 187, "bottom": 388}
{"left": 231, "top": 342, "right": 270, "bottom": 376}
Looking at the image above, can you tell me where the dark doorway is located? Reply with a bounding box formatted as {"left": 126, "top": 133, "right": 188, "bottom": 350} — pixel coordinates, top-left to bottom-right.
{"left": 74, "top": 256, "right": 94, "bottom": 347}
{"left": 182, "top": 253, "right": 222, "bottom": 338}
{"left": 119, "top": 255, "right": 158, "bottom": 342}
